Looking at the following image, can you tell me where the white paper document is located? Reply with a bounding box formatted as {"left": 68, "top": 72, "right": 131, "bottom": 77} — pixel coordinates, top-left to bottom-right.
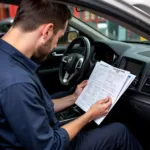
{"left": 75, "top": 61, "right": 136, "bottom": 125}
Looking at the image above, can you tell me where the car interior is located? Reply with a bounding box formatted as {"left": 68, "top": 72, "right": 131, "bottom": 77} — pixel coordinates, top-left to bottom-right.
{"left": 1, "top": 0, "right": 150, "bottom": 149}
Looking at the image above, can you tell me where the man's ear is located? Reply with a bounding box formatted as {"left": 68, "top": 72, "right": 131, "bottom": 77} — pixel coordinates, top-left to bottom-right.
{"left": 42, "top": 23, "right": 54, "bottom": 40}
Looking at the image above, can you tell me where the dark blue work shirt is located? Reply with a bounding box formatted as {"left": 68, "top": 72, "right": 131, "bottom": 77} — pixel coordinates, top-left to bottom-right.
{"left": 0, "top": 39, "right": 69, "bottom": 150}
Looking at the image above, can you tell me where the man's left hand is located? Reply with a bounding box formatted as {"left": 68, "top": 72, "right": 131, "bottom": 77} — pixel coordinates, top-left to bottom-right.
{"left": 74, "top": 80, "right": 88, "bottom": 98}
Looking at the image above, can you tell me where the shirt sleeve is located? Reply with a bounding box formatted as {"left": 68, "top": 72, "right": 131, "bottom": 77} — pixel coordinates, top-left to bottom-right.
{"left": 0, "top": 83, "right": 70, "bottom": 150}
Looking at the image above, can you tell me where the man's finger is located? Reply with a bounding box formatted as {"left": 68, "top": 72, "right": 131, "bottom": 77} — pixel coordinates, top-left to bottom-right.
{"left": 81, "top": 80, "right": 88, "bottom": 85}
{"left": 99, "top": 97, "right": 109, "bottom": 104}
{"left": 78, "top": 80, "right": 88, "bottom": 87}
{"left": 105, "top": 99, "right": 112, "bottom": 109}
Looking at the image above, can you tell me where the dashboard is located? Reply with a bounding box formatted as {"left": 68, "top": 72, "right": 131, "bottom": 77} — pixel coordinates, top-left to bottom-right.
{"left": 91, "top": 40, "right": 150, "bottom": 96}
{"left": 92, "top": 42, "right": 116, "bottom": 64}
{"left": 56, "top": 39, "right": 150, "bottom": 133}
{"left": 88, "top": 40, "right": 150, "bottom": 122}
{"left": 56, "top": 40, "right": 150, "bottom": 126}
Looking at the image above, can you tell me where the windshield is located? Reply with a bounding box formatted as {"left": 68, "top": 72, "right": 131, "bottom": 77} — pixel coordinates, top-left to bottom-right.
{"left": 71, "top": 8, "right": 148, "bottom": 42}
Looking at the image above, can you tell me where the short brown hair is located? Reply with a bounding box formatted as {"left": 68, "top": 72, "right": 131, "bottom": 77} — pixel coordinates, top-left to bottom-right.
{"left": 12, "top": 0, "right": 72, "bottom": 33}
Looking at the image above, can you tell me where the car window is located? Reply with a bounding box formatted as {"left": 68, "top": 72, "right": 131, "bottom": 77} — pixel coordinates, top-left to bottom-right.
{"left": 71, "top": 7, "right": 148, "bottom": 42}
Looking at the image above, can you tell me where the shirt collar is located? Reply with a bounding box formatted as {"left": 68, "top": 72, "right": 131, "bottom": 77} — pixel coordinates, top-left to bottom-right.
{"left": 0, "top": 39, "right": 39, "bottom": 73}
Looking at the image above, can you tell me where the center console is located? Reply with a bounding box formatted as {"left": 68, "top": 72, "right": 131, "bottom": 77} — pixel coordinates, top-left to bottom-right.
{"left": 119, "top": 57, "right": 145, "bottom": 89}
{"left": 56, "top": 105, "right": 84, "bottom": 125}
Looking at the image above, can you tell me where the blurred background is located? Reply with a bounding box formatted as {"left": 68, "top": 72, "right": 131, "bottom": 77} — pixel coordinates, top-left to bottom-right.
{"left": 0, "top": 3, "right": 17, "bottom": 34}
{"left": 0, "top": 3, "right": 147, "bottom": 42}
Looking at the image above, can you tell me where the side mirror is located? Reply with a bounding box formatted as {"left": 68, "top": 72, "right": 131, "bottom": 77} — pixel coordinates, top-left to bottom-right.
{"left": 67, "top": 31, "right": 78, "bottom": 43}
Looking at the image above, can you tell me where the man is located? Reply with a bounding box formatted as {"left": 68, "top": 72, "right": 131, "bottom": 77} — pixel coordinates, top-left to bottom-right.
{"left": 0, "top": 0, "right": 143, "bottom": 150}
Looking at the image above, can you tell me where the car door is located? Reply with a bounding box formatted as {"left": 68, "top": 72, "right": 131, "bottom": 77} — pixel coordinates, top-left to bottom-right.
{"left": 38, "top": 26, "right": 78, "bottom": 95}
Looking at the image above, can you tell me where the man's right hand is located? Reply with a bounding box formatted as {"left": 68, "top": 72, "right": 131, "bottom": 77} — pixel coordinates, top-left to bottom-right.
{"left": 62, "top": 97, "right": 112, "bottom": 141}
{"left": 88, "top": 97, "right": 112, "bottom": 121}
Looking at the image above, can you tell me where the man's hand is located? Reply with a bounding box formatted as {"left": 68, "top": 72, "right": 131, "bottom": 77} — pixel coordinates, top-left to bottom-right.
{"left": 52, "top": 80, "right": 88, "bottom": 112}
{"left": 62, "top": 97, "right": 112, "bottom": 140}
{"left": 88, "top": 97, "right": 112, "bottom": 121}
{"left": 74, "top": 80, "right": 88, "bottom": 97}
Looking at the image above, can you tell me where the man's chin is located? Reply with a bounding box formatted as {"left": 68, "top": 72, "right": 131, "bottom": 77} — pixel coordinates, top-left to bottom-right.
{"left": 39, "top": 55, "right": 48, "bottom": 62}
{"left": 32, "top": 55, "right": 48, "bottom": 63}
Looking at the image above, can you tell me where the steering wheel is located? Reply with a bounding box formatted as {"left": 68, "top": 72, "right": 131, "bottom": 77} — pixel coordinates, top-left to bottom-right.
{"left": 59, "top": 36, "right": 91, "bottom": 85}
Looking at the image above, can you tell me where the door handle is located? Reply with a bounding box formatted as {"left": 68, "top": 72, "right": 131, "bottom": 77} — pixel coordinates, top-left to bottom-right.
{"left": 52, "top": 52, "right": 64, "bottom": 57}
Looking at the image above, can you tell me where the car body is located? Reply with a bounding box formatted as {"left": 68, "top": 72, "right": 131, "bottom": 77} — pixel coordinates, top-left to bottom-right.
{"left": 1, "top": 0, "right": 150, "bottom": 149}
